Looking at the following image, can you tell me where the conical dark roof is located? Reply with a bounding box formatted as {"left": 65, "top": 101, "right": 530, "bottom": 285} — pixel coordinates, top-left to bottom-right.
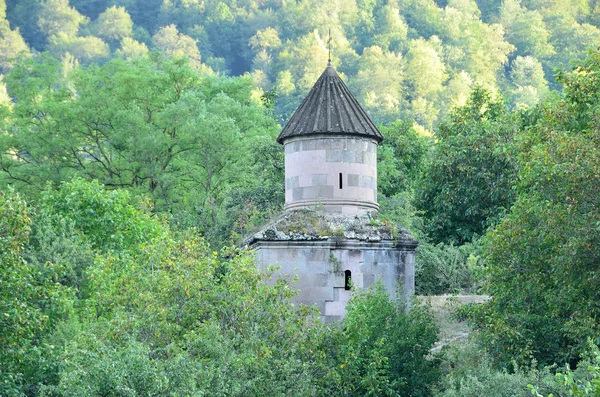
{"left": 276, "top": 62, "right": 383, "bottom": 144}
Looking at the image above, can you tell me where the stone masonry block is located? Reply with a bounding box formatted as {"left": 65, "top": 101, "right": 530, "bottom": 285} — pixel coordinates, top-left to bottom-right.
{"left": 328, "top": 139, "right": 344, "bottom": 149}
{"left": 355, "top": 150, "right": 365, "bottom": 164}
{"left": 315, "top": 139, "right": 328, "bottom": 150}
{"left": 301, "top": 186, "right": 317, "bottom": 199}
{"left": 302, "top": 248, "right": 330, "bottom": 262}
{"left": 287, "top": 176, "right": 299, "bottom": 189}
{"left": 342, "top": 150, "right": 355, "bottom": 163}
{"left": 360, "top": 175, "right": 372, "bottom": 188}
{"left": 313, "top": 273, "right": 329, "bottom": 287}
{"left": 348, "top": 174, "right": 359, "bottom": 186}
{"left": 363, "top": 273, "right": 375, "bottom": 288}
{"left": 306, "top": 287, "right": 334, "bottom": 303}
{"left": 292, "top": 187, "right": 304, "bottom": 201}
{"left": 317, "top": 185, "right": 334, "bottom": 198}
{"left": 325, "top": 301, "right": 347, "bottom": 317}
{"left": 333, "top": 272, "right": 345, "bottom": 288}
{"left": 306, "top": 260, "right": 330, "bottom": 272}
{"left": 326, "top": 149, "right": 342, "bottom": 162}
{"left": 302, "top": 139, "right": 317, "bottom": 151}
{"left": 345, "top": 139, "right": 359, "bottom": 151}
{"left": 311, "top": 174, "right": 328, "bottom": 186}
{"left": 301, "top": 185, "right": 334, "bottom": 199}
{"left": 277, "top": 249, "right": 298, "bottom": 262}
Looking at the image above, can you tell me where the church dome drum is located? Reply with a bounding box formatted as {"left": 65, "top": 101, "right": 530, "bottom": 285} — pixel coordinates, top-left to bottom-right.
{"left": 277, "top": 62, "right": 383, "bottom": 214}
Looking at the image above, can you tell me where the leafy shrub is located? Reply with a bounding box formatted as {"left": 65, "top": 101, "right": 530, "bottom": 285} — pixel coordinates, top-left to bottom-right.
{"left": 0, "top": 189, "right": 73, "bottom": 396}
{"left": 464, "top": 50, "right": 600, "bottom": 369}
{"left": 416, "top": 239, "right": 482, "bottom": 295}
{"left": 435, "top": 340, "right": 559, "bottom": 397}
{"left": 320, "top": 284, "right": 441, "bottom": 397}
{"left": 529, "top": 340, "right": 600, "bottom": 397}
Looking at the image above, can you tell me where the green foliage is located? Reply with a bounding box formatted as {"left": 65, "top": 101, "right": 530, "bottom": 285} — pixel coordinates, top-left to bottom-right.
{"left": 465, "top": 49, "right": 600, "bottom": 368}
{"left": 0, "top": 180, "right": 326, "bottom": 395}
{"left": 37, "top": 178, "right": 163, "bottom": 253}
{"left": 93, "top": 5, "right": 133, "bottom": 43}
{"left": 152, "top": 24, "right": 202, "bottom": 68}
{"left": 378, "top": 191, "right": 425, "bottom": 238}
{"left": 321, "top": 284, "right": 441, "bottom": 397}
{"left": 47, "top": 33, "right": 110, "bottom": 64}
{"left": 0, "top": 19, "right": 30, "bottom": 73}
{"left": 435, "top": 339, "right": 560, "bottom": 397}
{"left": 416, "top": 239, "right": 482, "bottom": 295}
{"left": 0, "top": 189, "right": 73, "bottom": 396}
{"left": 4, "top": 1, "right": 600, "bottom": 393}
{"left": 508, "top": 55, "right": 549, "bottom": 109}
{"left": 529, "top": 341, "right": 600, "bottom": 397}
{"left": 378, "top": 119, "right": 432, "bottom": 197}
{"left": 0, "top": 54, "right": 279, "bottom": 248}
{"left": 115, "top": 36, "right": 148, "bottom": 59}
{"left": 37, "top": 0, "right": 87, "bottom": 38}
{"left": 1, "top": 180, "right": 445, "bottom": 395}
{"left": 3, "top": 0, "right": 599, "bottom": 130}
{"left": 499, "top": 0, "right": 554, "bottom": 60}
{"left": 416, "top": 86, "right": 520, "bottom": 244}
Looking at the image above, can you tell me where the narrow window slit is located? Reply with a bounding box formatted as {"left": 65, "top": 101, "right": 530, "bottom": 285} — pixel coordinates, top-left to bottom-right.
{"left": 339, "top": 173, "right": 343, "bottom": 189}
{"left": 344, "top": 270, "right": 351, "bottom": 290}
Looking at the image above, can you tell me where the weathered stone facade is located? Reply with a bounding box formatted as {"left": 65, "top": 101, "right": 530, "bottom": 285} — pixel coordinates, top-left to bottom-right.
{"left": 284, "top": 135, "right": 379, "bottom": 214}
{"left": 248, "top": 210, "right": 417, "bottom": 321}
{"left": 250, "top": 62, "right": 417, "bottom": 321}
{"left": 255, "top": 241, "right": 414, "bottom": 320}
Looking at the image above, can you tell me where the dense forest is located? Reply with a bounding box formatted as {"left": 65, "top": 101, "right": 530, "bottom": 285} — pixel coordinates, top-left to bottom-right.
{"left": 1, "top": 0, "right": 600, "bottom": 395}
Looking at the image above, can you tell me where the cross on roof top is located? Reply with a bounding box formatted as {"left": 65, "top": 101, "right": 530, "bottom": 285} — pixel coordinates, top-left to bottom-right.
{"left": 327, "top": 28, "right": 332, "bottom": 62}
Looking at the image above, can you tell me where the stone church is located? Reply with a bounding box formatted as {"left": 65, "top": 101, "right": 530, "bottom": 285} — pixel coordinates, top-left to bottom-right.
{"left": 245, "top": 61, "right": 417, "bottom": 321}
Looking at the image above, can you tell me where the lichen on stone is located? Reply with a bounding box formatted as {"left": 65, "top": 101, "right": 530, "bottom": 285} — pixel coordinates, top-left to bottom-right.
{"left": 244, "top": 208, "right": 415, "bottom": 245}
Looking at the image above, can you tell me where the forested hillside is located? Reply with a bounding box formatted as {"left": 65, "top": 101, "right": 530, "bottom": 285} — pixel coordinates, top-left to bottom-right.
{"left": 2, "top": 0, "right": 600, "bottom": 127}
{"left": 2, "top": 0, "right": 600, "bottom": 396}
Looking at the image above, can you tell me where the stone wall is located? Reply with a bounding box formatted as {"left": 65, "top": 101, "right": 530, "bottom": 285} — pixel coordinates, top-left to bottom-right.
{"left": 283, "top": 135, "right": 378, "bottom": 214}
{"left": 252, "top": 239, "right": 415, "bottom": 322}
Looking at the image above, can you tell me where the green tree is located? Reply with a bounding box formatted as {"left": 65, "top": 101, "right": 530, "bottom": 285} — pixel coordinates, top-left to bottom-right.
{"left": 442, "top": 70, "right": 474, "bottom": 113}
{"left": 416, "top": 86, "right": 520, "bottom": 244}
{"left": 47, "top": 33, "right": 110, "bottom": 64}
{"left": 405, "top": 37, "right": 447, "bottom": 100}
{"left": 0, "top": 189, "right": 73, "bottom": 396}
{"left": 321, "top": 285, "right": 440, "bottom": 397}
{"left": 529, "top": 341, "right": 600, "bottom": 397}
{"left": 466, "top": 49, "right": 600, "bottom": 368}
{"left": 28, "top": 180, "right": 325, "bottom": 396}
{"left": 70, "top": 0, "right": 109, "bottom": 20}
{"left": 152, "top": 24, "right": 201, "bottom": 67}
{"left": 508, "top": 55, "right": 549, "bottom": 108}
{"left": 378, "top": 119, "right": 431, "bottom": 197}
{"left": 6, "top": 0, "right": 45, "bottom": 50}
{"left": 0, "top": 19, "right": 30, "bottom": 72}
{"left": 37, "top": 0, "right": 87, "bottom": 38}
{"left": 400, "top": 0, "right": 445, "bottom": 38}
{"left": 440, "top": 3, "right": 515, "bottom": 87}
{"left": 499, "top": 0, "right": 555, "bottom": 60}
{"left": 547, "top": 15, "right": 600, "bottom": 79}
{"left": 0, "top": 54, "right": 279, "bottom": 247}
{"left": 371, "top": 3, "right": 409, "bottom": 52}
{"left": 352, "top": 45, "right": 405, "bottom": 122}
{"left": 93, "top": 5, "right": 133, "bottom": 44}
{"left": 115, "top": 36, "right": 148, "bottom": 60}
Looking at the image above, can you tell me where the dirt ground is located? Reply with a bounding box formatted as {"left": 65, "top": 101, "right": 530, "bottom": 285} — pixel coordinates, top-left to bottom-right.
{"left": 418, "top": 295, "right": 489, "bottom": 352}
